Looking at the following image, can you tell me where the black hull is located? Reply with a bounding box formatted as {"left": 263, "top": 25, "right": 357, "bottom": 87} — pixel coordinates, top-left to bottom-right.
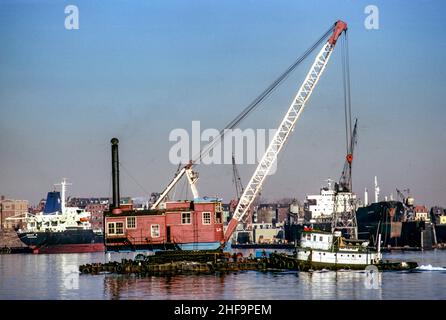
{"left": 356, "top": 201, "right": 433, "bottom": 249}
{"left": 18, "top": 229, "right": 103, "bottom": 248}
{"left": 435, "top": 224, "right": 446, "bottom": 244}
{"left": 268, "top": 253, "right": 418, "bottom": 271}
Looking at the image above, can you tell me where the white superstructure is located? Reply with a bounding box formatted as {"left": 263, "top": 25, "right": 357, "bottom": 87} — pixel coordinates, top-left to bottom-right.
{"left": 18, "top": 179, "right": 93, "bottom": 234}
{"left": 296, "top": 229, "right": 382, "bottom": 266}
{"left": 374, "top": 176, "right": 380, "bottom": 203}
{"left": 305, "top": 179, "right": 357, "bottom": 220}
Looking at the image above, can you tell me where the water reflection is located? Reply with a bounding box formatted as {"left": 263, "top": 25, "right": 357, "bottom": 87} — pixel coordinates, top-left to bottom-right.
{"left": 101, "top": 269, "right": 382, "bottom": 300}
{"left": 299, "top": 270, "right": 382, "bottom": 299}
{"left": 103, "top": 273, "right": 231, "bottom": 300}
{"left": 1, "top": 250, "right": 445, "bottom": 299}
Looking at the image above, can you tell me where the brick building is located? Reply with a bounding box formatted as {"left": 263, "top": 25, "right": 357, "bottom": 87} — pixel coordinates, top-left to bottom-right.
{"left": 255, "top": 203, "right": 290, "bottom": 224}
{"left": 85, "top": 203, "right": 109, "bottom": 231}
{"left": 277, "top": 204, "right": 290, "bottom": 223}
{"left": 0, "top": 196, "right": 29, "bottom": 229}
{"left": 414, "top": 205, "right": 430, "bottom": 221}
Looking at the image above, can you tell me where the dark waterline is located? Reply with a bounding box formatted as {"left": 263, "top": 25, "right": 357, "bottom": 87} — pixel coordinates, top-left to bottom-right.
{"left": 1, "top": 250, "right": 446, "bottom": 300}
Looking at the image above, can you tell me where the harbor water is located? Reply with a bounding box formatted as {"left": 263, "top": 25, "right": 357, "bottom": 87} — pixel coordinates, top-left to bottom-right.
{"left": 1, "top": 250, "right": 446, "bottom": 300}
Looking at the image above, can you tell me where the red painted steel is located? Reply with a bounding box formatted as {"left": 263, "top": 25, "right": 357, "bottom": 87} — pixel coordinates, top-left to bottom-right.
{"left": 328, "top": 20, "right": 347, "bottom": 45}
{"left": 32, "top": 243, "right": 105, "bottom": 254}
{"left": 105, "top": 200, "right": 225, "bottom": 247}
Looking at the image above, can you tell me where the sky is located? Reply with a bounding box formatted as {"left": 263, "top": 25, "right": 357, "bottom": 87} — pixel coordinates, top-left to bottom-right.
{"left": 1, "top": 0, "right": 446, "bottom": 207}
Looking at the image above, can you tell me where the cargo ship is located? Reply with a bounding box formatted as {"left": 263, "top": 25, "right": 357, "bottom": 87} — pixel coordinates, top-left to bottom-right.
{"left": 17, "top": 179, "right": 104, "bottom": 254}
{"left": 431, "top": 207, "right": 446, "bottom": 246}
{"left": 104, "top": 138, "right": 225, "bottom": 252}
{"left": 356, "top": 200, "right": 434, "bottom": 250}
{"left": 284, "top": 177, "right": 437, "bottom": 250}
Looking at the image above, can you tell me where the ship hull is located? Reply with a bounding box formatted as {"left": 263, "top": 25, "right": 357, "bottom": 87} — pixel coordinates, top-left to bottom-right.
{"left": 31, "top": 243, "right": 105, "bottom": 254}
{"left": 295, "top": 248, "right": 380, "bottom": 268}
{"left": 435, "top": 224, "right": 446, "bottom": 244}
{"left": 268, "top": 252, "right": 417, "bottom": 271}
{"left": 356, "top": 201, "right": 434, "bottom": 249}
{"left": 17, "top": 229, "right": 104, "bottom": 254}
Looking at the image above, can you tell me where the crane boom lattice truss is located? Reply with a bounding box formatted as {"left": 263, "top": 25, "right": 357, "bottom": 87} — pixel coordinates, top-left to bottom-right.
{"left": 224, "top": 20, "right": 347, "bottom": 243}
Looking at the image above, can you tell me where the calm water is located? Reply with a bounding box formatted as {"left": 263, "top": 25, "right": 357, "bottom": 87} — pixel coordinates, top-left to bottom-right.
{"left": 1, "top": 250, "right": 446, "bottom": 300}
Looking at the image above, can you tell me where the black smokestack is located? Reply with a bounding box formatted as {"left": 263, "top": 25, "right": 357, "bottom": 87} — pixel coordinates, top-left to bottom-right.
{"left": 111, "top": 138, "right": 120, "bottom": 209}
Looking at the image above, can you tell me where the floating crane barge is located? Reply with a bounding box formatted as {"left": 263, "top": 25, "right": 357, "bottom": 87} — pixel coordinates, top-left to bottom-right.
{"left": 91, "top": 20, "right": 418, "bottom": 274}
{"left": 79, "top": 249, "right": 417, "bottom": 275}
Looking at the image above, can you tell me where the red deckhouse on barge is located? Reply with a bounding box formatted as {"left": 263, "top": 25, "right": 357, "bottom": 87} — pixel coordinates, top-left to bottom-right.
{"left": 104, "top": 138, "right": 225, "bottom": 251}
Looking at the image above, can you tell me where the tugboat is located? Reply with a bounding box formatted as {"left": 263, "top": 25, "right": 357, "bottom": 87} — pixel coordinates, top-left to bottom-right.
{"left": 17, "top": 179, "right": 104, "bottom": 254}
{"left": 269, "top": 228, "right": 418, "bottom": 271}
{"left": 271, "top": 178, "right": 417, "bottom": 271}
{"left": 293, "top": 227, "right": 381, "bottom": 270}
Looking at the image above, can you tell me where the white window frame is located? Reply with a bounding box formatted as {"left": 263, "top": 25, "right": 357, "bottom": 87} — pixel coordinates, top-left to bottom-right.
{"left": 107, "top": 222, "right": 115, "bottom": 235}
{"left": 115, "top": 222, "right": 124, "bottom": 235}
{"left": 151, "top": 224, "right": 160, "bottom": 238}
{"left": 107, "top": 222, "right": 124, "bottom": 235}
{"left": 202, "top": 212, "right": 211, "bottom": 225}
{"left": 181, "top": 212, "right": 191, "bottom": 224}
{"left": 126, "top": 216, "right": 136, "bottom": 229}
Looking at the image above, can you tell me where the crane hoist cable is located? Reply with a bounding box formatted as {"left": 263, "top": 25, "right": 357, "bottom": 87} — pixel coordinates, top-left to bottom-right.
{"left": 191, "top": 24, "right": 335, "bottom": 164}
{"left": 232, "top": 153, "right": 244, "bottom": 200}
{"left": 345, "top": 31, "right": 352, "bottom": 146}
{"left": 338, "top": 30, "right": 355, "bottom": 192}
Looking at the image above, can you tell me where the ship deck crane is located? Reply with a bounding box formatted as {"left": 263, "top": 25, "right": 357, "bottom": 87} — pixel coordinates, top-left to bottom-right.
{"left": 151, "top": 162, "right": 199, "bottom": 210}
{"left": 396, "top": 188, "right": 406, "bottom": 205}
{"left": 231, "top": 153, "right": 253, "bottom": 227}
{"left": 338, "top": 118, "right": 358, "bottom": 192}
{"left": 396, "top": 188, "right": 413, "bottom": 208}
{"left": 396, "top": 188, "right": 415, "bottom": 221}
{"left": 331, "top": 118, "right": 359, "bottom": 239}
{"left": 223, "top": 20, "right": 348, "bottom": 244}
{"left": 232, "top": 153, "right": 244, "bottom": 201}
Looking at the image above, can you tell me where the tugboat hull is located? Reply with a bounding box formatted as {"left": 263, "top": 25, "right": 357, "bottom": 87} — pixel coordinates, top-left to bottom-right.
{"left": 268, "top": 252, "right": 418, "bottom": 271}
